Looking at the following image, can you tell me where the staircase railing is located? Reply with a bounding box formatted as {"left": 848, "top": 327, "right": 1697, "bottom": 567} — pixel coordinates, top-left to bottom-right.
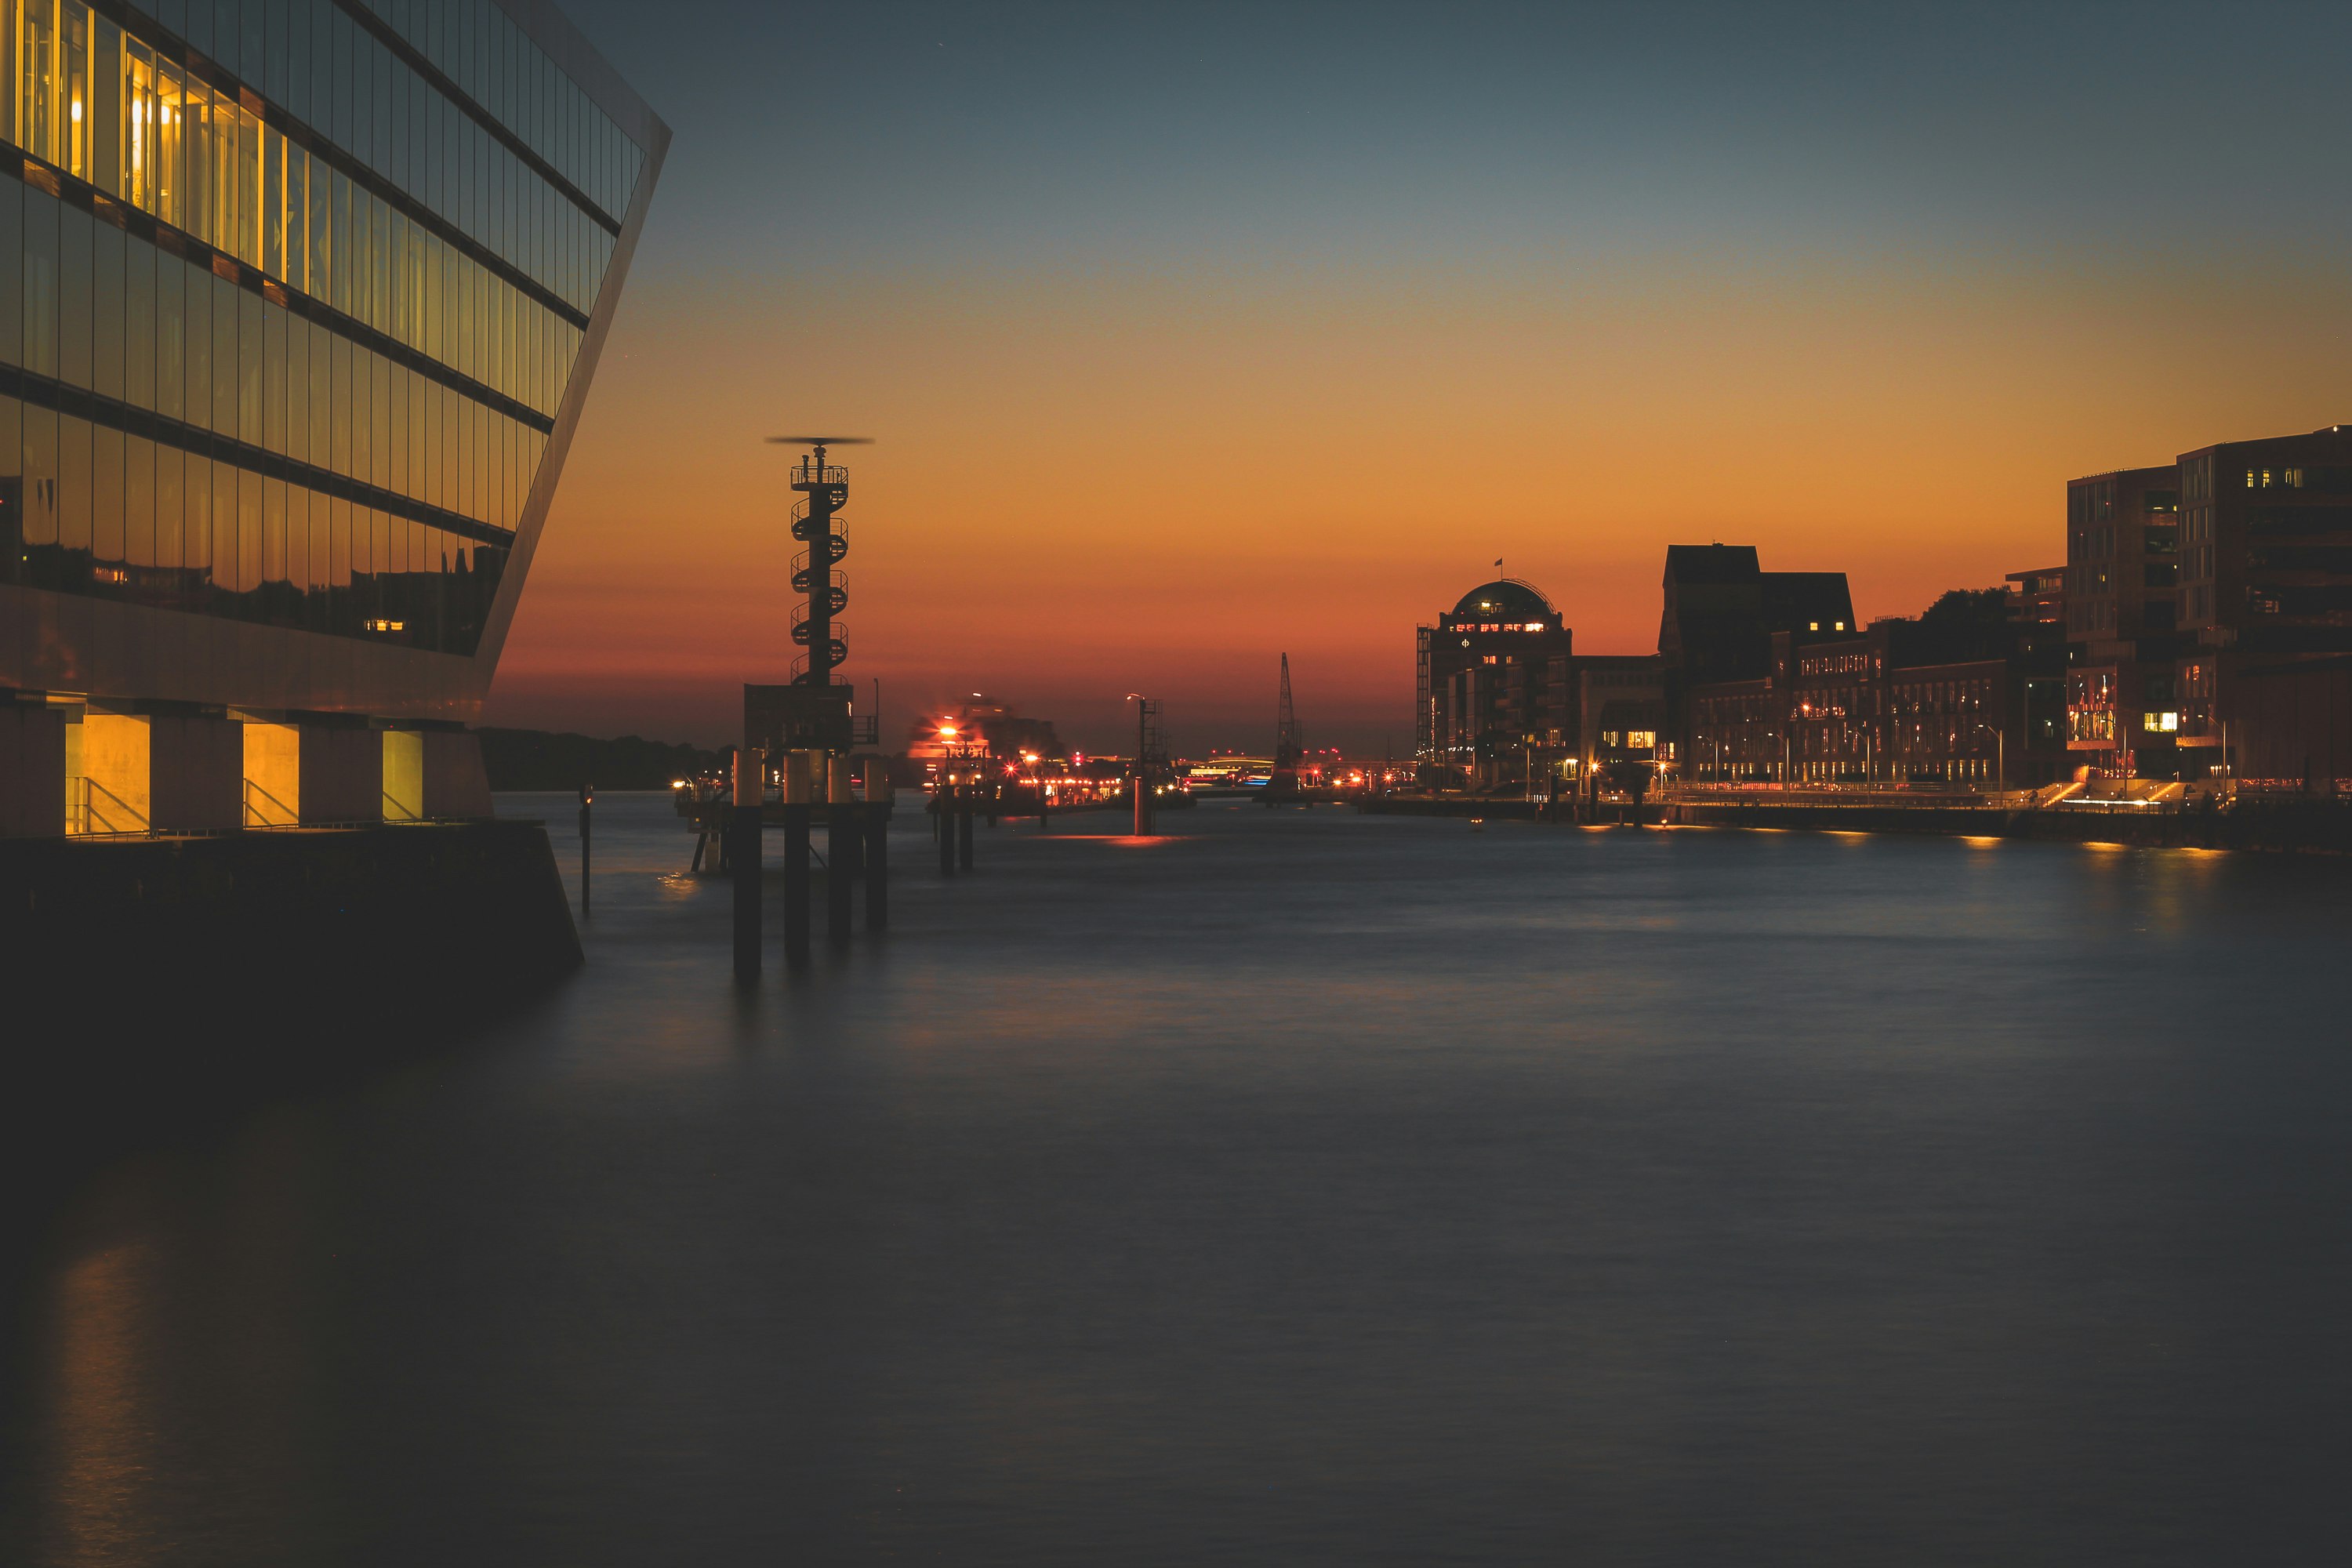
{"left": 77, "top": 775, "right": 151, "bottom": 836}
{"left": 244, "top": 777, "right": 299, "bottom": 827}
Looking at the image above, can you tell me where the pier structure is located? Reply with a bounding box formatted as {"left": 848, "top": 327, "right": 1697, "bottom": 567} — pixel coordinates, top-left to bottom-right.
{"left": 717, "top": 438, "right": 894, "bottom": 969}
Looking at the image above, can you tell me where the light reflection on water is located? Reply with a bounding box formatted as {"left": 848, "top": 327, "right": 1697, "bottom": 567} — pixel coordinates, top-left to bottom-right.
{"left": 5, "top": 793, "right": 2351, "bottom": 1566}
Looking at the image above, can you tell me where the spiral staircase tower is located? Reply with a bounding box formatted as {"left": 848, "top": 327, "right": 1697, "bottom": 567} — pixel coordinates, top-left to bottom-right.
{"left": 788, "top": 445, "right": 853, "bottom": 686}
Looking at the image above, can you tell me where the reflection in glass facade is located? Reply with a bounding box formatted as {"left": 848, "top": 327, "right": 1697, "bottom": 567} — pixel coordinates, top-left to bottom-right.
{"left": 0, "top": 0, "right": 654, "bottom": 655}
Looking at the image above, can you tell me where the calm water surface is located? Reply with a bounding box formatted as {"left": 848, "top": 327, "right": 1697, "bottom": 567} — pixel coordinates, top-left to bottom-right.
{"left": 5, "top": 797, "right": 2351, "bottom": 1565}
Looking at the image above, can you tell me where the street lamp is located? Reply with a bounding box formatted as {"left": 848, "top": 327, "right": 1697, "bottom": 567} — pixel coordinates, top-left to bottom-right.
{"left": 1975, "top": 721, "right": 2005, "bottom": 794}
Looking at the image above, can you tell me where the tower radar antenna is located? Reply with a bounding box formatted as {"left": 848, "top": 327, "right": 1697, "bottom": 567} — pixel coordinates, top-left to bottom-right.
{"left": 767, "top": 435, "right": 875, "bottom": 482}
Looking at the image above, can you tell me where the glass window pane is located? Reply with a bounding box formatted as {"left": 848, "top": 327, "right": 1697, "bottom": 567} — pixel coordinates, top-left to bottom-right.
{"left": 26, "top": 192, "right": 64, "bottom": 380}
{"left": 92, "top": 220, "right": 125, "bottom": 401}
{"left": 182, "top": 259, "right": 209, "bottom": 430}
{"left": 153, "top": 442, "right": 182, "bottom": 573}
{"left": 60, "top": 415, "right": 92, "bottom": 567}
{"left": 212, "top": 271, "right": 240, "bottom": 438}
{"left": 125, "top": 433, "right": 154, "bottom": 572}
{"left": 212, "top": 457, "right": 238, "bottom": 604}
{"left": 23, "top": 405, "right": 58, "bottom": 587}
{"left": 0, "top": 180, "right": 21, "bottom": 369}
{"left": 125, "top": 236, "right": 154, "bottom": 408}
{"left": 93, "top": 426, "right": 125, "bottom": 581}
{"left": 0, "top": 399, "right": 20, "bottom": 590}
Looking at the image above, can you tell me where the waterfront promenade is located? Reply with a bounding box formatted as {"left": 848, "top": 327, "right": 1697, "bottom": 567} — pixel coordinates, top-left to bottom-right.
{"left": 1363, "top": 784, "right": 2352, "bottom": 852}
{"left": 5, "top": 797, "right": 2350, "bottom": 1564}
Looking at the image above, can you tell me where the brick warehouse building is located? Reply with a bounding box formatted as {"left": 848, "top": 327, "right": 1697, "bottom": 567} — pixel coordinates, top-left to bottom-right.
{"left": 1686, "top": 613, "right": 2068, "bottom": 788}
{"left": 1661, "top": 543, "right": 1854, "bottom": 779}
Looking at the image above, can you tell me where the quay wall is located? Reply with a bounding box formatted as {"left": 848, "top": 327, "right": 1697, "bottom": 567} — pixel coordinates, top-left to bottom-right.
{"left": 1663, "top": 797, "right": 2352, "bottom": 852}
{"left": 3, "top": 821, "right": 580, "bottom": 1094}
{"left": 1356, "top": 796, "right": 1545, "bottom": 822}
{"left": 1361, "top": 793, "right": 2352, "bottom": 853}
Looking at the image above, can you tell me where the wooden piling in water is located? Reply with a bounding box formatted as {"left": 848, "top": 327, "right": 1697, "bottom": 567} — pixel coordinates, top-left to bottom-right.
{"left": 782, "top": 751, "right": 812, "bottom": 966}
{"left": 827, "top": 756, "right": 855, "bottom": 944}
{"left": 731, "top": 750, "right": 763, "bottom": 983}
{"left": 865, "top": 760, "right": 891, "bottom": 931}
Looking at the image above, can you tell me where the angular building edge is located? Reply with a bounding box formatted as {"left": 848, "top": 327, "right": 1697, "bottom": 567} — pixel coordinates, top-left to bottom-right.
{"left": 469, "top": 0, "right": 672, "bottom": 684}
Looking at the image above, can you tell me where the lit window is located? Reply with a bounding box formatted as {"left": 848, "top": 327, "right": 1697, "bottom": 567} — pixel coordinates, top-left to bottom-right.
{"left": 1808, "top": 622, "right": 1819, "bottom": 631}
{"left": 2143, "top": 711, "right": 2179, "bottom": 733}
{"left": 1835, "top": 621, "right": 1846, "bottom": 631}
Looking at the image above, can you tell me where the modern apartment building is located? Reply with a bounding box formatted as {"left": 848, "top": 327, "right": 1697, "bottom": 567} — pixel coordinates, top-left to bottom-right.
{"left": 2061, "top": 466, "right": 2181, "bottom": 777}
{"left": 0, "top": 0, "right": 665, "bottom": 833}
{"left": 2064, "top": 426, "right": 2352, "bottom": 786}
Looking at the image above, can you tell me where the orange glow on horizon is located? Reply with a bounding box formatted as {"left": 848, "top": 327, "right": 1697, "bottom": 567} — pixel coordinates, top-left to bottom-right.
{"left": 492, "top": 250, "right": 2352, "bottom": 747}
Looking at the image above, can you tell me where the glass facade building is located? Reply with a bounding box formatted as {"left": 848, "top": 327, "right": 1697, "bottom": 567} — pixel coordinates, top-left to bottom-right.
{"left": 0, "top": 0, "right": 662, "bottom": 719}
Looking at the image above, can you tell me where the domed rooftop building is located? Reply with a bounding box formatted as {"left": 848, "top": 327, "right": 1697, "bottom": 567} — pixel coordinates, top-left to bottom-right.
{"left": 1416, "top": 572, "right": 1668, "bottom": 795}
{"left": 1417, "top": 575, "right": 1576, "bottom": 786}
{"left": 1449, "top": 579, "right": 1559, "bottom": 626}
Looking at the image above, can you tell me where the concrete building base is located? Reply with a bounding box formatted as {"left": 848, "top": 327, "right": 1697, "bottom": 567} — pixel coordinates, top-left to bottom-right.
{"left": 149, "top": 715, "right": 245, "bottom": 832}
{"left": 299, "top": 727, "right": 387, "bottom": 824}
{"left": 2, "top": 821, "right": 581, "bottom": 1097}
{"left": 0, "top": 705, "right": 65, "bottom": 837}
{"left": 423, "top": 729, "right": 495, "bottom": 818}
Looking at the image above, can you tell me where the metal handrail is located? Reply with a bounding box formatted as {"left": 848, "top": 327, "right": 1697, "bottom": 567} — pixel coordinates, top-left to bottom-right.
{"left": 1660, "top": 784, "right": 1995, "bottom": 810}
{"left": 244, "top": 777, "right": 299, "bottom": 828}
{"left": 789, "top": 461, "right": 850, "bottom": 487}
{"left": 79, "top": 775, "right": 151, "bottom": 835}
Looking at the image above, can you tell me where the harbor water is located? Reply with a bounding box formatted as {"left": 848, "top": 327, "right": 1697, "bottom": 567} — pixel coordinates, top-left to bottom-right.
{"left": 4, "top": 796, "right": 2350, "bottom": 1564}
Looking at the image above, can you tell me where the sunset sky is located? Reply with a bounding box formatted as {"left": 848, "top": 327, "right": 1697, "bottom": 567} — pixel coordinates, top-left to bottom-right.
{"left": 487, "top": 2, "right": 2352, "bottom": 754}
